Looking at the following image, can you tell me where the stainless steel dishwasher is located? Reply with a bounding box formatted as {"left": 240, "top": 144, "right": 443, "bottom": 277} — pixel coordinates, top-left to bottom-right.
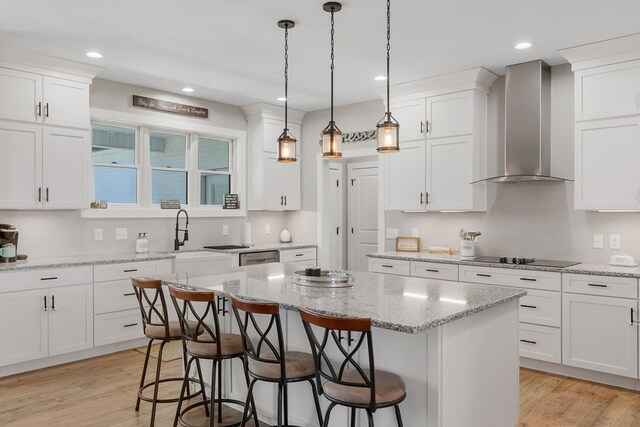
{"left": 239, "top": 250, "right": 279, "bottom": 266}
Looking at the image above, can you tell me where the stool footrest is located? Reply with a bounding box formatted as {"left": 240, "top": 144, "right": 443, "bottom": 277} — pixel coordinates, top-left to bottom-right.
{"left": 138, "top": 377, "right": 204, "bottom": 404}
{"left": 177, "top": 397, "right": 253, "bottom": 427}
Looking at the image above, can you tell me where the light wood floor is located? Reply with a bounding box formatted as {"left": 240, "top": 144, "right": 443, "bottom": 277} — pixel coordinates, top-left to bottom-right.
{"left": 2, "top": 350, "right": 640, "bottom": 426}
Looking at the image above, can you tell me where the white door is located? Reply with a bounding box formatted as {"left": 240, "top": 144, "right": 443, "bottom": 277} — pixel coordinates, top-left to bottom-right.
{"left": 262, "top": 153, "right": 285, "bottom": 211}
{"left": 48, "top": 284, "right": 93, "bottom": 356}
{"left": 390, "top": 98, "right": 426, "bottom": 142}
{"left": 576, "top": 60, "right": 640, "bottom": 121}
{"left": 0, "top": 289, "right": 49, "bottom": 366}
{"left": 426, "top": 91, "right": 474, "bottom": 139}
{"left": 348, "top": 163, "right": 378, "bottom": 272}
{"left": 0, "top": 121, "right": 43, "bottom": 209}
{"left": 329, "top": 163, "right": 344, "bottom": 269}
{"left": 562, "top": 293, "right": 638, "bottom": 378}
{"left": 384, "top": 140, "right": 426, "bottom": 210}
{"left": 42, "top": 127, "right": 89, "bottom": 209}
{"left": 0, "top": 68, "right": 42, "bottom": 123}
{"left": 42, "top": 77, "right": 90, "bottom": 129}
{"left": 575, "top": 117, "right": 640, "bottom": 210}
{"left": 426, "top": 135, "right": 473, "bottom": 211}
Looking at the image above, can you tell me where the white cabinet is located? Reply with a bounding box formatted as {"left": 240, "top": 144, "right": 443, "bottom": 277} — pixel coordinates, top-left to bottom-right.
{"left": 426, "top": 91, "right": 474, "bottom": 139}
{"left": 0, "top": 68, "right": 42, "bottom": 123}
{"left": 48, "top": 284, "right": 93, "bottom": 356}
{"left": 384, "top": 140, "right": 425, "bottom": 210}
{"left": 280, "top": 247, "right": 317, "bottom": 266}
{"left": 42, "top": 77, "right": 90, "bottom": 129}
{"left": 0, "top": 288, "right": 48, "bottom": 366}
{"left": 426, "top": 135, "right": 474, "bottom": 210}
{"left": 391, "top": 98, "right": 426, "bottom": 142}
{"left": 0, "top": 121, "right": 42, "bottom": 209}
{"left": 575, "top": 117, "right": 640, "bottom": 210}
{"left": 262, "top": 153, "right": 300, "bottom": 211}
{"left": 562, "top": 293, "right": 638, "bottom": 378}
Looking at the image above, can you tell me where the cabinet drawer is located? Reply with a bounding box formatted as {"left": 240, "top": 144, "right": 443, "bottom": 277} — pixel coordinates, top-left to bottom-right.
{"left": 368, "top": 258, "right": 410, "bottom": 276}
{"left": 458, "top": 265, "right": 561, "bottom": 291}
{"left": 94, "top": 309, "right": 145, "bottom": 346}
{"left": 93, "top": 260, "right": 172, "bottom": 283}
{"left": 94, "top": 279, "right": 143, "bottom": 315}
{"left": 519, "top": 323, "right": 561, "bottom": 364}
{"left": 518, "top": 290, "right": 561, "bottom": 327}
{"left": 0, "top": 266, "right": 92, "bottom": 292}
{"left": 410, "top": 261, "right": 458, "bottom": 281}
{"left": 279, "top": 248, "right": 316, "bottom": 263}
{"left": 563, "top": 273, "right": 638, "bottom": 299}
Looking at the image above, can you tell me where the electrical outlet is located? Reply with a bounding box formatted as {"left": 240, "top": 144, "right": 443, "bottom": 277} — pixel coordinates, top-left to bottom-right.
{"left": 222, "top": 225, "right": 229, "bottom": 236}
{"left": 265, "top": 224, "right": 271, "bottom": 234}
{"left": 610, "top": 234, "right": 621, "bottom": 250}
{"left": 412, "top": 228, "right": 420, "bottom": 237}
{"left": 115, "top": 228, "right": 128, "bottom": 240}
{"left": 593, "top": 234, "right": 603, "bottom": 249}
{"left": 385, "top": 228, "right": 398, "bottom": 239}
{"left": 94, "top": 228, "right": 103, "bottom": 241}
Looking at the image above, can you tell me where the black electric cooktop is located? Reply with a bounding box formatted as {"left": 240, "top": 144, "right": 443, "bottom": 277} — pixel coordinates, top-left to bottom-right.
{"left": 472, "top": 256, "right": 580, "bottom": 268}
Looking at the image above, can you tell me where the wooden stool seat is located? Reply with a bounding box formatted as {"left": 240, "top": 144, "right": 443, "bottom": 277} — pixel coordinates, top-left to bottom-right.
{"left": 323, "top": 369, "right": 406, "bottom": 406}
{"left": 248, "top": 350, "right": 316, "bottom": 380}
{"left": 144, "top": 320, "right": 200, "bottom": 340}
{"left": 186, "top": 333, "right": 244, "bottom": 358}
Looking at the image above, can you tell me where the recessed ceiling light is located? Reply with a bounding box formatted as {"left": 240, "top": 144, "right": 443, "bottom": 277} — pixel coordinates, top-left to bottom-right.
{"left": 374, "top": 75, "right": 387, "bottom": 81}
{"left": 85, "top": 51, "right": 103, "bottom": 59}
{"left": 514, "top": 42, "right": 532, "bottom": 50}
{"left": 277, "top": 97, "right": 287, "bottom": 102}
{"left": 182, "top": 87, "right": 195, "bottom": 93}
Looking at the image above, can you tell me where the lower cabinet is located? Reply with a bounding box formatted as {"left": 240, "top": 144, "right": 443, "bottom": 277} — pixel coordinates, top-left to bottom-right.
{"left": 280, "top": 247, "right": 317, "bottom": 267}
{"left": 519, "top": 323, "right": 561, "bottom": 364}
{"left": 562, "top": 293, "right": 638, "bottom": 378}
{"left": 48, "top": 284, "right": 93, "bottom": 356}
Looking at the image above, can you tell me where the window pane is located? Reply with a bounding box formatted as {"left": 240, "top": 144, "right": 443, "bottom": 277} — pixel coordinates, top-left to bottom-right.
{"left": 150, "top": 132, "right": 186, "bottom": 168}
{"left": 152, "top": 170, "right": 187, "bottom": 204}
{"left": 199, "top": 138, "right": 230, "bottom": 171}
{"left": 92, "top": 125, "right": 135, "bottom": 165}
{"left": 93, "top": 166, "right": 137, "bottom": 204}
{"left": 200, "top": 174, "right": 230, "bottom": 205}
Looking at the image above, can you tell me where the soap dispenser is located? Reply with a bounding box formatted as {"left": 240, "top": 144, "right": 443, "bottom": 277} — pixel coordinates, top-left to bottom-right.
{"left": 136, "top": 233, "right": 149, "bottom": 254}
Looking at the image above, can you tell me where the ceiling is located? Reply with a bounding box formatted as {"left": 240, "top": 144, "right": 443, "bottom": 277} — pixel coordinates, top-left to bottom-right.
{"left": 1, "top": 0, "right": 639, "bottom": 111}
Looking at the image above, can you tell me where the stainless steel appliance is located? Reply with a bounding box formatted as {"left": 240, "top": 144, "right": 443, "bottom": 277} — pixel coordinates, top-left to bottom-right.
{"left": 239, "top": 250, "right": 279, "bottom": 266}
{"left": 473, "top": 256, "right": 579, "bottom": 268}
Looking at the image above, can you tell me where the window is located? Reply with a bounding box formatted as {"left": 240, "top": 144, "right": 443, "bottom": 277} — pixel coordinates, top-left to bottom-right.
{"left": 198, "top": 137, "right": 231, "bottom": 206}
{"left": 150, "top": 131, "right": 188, "bottom": 205}
{"left": 91, "top": 124, "right": 137, "bottom": 204}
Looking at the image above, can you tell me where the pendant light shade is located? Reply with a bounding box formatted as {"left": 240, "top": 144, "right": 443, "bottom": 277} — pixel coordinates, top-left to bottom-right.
{"left": 277, "top": 19, "right": 297, "bottom": 163}
{"left": 376, "top": 0, "right": 400, "bottom": 153}
{"left": 322, "top": 2, "right": 343, "bottom": 159}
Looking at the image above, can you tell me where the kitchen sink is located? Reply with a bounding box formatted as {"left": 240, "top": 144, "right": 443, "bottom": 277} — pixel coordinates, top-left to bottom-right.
{"left": 203, "top": 245, "right": 251, "bottom": 250}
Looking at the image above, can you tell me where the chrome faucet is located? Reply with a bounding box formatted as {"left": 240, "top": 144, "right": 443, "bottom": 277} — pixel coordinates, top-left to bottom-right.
{"left": 174, "top": 209, "right": 189, "bottom": 250}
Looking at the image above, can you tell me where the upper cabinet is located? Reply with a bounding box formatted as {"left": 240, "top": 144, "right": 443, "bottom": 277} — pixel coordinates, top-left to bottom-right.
{"left": 559, "top": 35, "right": 640, "bottom": 210}
{"left": 383, "top": 68, "right": 496, "bottom": 212}
{"left": 242, "top": 103, "right": 305, "bottom": 211}
{"left": 0, "top": 68, "right": 42, "bottom": 123}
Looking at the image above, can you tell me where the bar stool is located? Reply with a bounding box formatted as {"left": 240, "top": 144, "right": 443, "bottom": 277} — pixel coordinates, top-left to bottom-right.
{"left": 169, "top": 286, "right": 255, "bottom": 427}
{"left": 299, "top": 309, "right": 406, "bottom": 427}
{"left": 231, "top": 297, "right": 323, "bottom": 427}
{"left": 131, "top": 278, "right": 208, "bottom": 427}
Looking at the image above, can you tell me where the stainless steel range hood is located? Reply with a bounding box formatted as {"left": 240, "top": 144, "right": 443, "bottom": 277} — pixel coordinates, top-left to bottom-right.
{"left": 479, "top": 60, "right": 568, "bottom": 183}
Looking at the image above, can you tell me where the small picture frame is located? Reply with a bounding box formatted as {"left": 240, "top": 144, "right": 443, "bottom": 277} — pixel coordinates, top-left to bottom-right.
{"left": 396, "top": 236, "right": 420, "bottom": 252}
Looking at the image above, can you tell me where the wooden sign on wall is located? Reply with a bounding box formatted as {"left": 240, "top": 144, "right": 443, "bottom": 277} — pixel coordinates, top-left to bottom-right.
{"left": 132, "top": 95, "right": 209, "bottom": 118}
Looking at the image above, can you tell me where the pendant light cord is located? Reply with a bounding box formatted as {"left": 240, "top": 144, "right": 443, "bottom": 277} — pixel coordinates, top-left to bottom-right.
{"left": 330, "top": 8, "right": 335, "bottom": 124}
{"left": 284, "top": 23, "right": 289, "bottom": 129}
{"left": 386, "top": 0, "right": 391, "bottom": 117}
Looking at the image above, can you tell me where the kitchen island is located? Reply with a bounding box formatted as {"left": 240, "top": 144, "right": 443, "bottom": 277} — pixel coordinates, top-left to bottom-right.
{"left": 156, "top": 264, "right": 526, "bottom": 427}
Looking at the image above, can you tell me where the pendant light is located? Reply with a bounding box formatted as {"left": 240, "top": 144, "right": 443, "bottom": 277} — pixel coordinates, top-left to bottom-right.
{"left": 321, "top": 2, "right": 343, "bottom": 159}
{"left": 376, "top": 0, "right": 400, "bottom": 153}
{"left": 277, "top": 19, "right": 297, "bottom": 163}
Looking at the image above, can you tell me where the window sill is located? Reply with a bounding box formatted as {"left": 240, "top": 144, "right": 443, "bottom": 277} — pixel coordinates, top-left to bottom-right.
{"left": 80, "top": 207, "right": 247, "bottom": 219}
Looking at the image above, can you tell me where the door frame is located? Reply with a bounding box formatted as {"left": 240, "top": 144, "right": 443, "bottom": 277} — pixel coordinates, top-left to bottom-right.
{"left": 347, "top": 161, "right": 379, "bottom": 271}
{"left": 317, "top": 148, "right": 385, "bottom": 268}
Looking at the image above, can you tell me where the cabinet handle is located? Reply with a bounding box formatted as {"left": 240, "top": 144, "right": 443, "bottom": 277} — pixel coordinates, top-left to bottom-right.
{"left": 425, "top": 121, "right": 430, "bottom": 133}
{"left": 123, "top": 292, "right": 136, "bottom": 296}
{"left": 295, "top": 253, "right": 304, "bottom": 257}
{"left": 520, "top": 339, "right": 537, "bottom": 345}
{"left": 280, "top": 196, "right": 284, "bottom": 206}
{"left": 520, "top": 277, "right": 537, "bottom": 282}
{"left": 38, "top": 187, "right": 42, "bottom": 202}
{"left": 425, "top": 192, "right": 430, "bottom": 205}
{"left": 40, "top": 276, "right": 58, "bottom": 281}
{"left": 520, "top": 304, "right": 537, "bottom": 309}
{"left": 284, "top": 196, "right": 287, "bottom": 206}
{"left": 45, "top": 188, "right": 49, "bottom": 202}
{"left": 477, "top": 273, "right": 491, "bottom": 278}
{"left": 124, "top": 323, "right": 138, "bottom": 328}
{"left": 425, "top": 269, "right": 439, "bottom": 273}
{"left": 420, "top": 121, "right": 424, "bottom": 134}
{"left": 51, "top": 295, "right": 55, "bottom": 311}
{"left": 45, "top": 103, "right": 49, "bottom": 118}
{"left": 420, "top": 192, "right": 424, "bottom": 205}
{"left": 381, "top": 264, "right": 394, "bottom": 268}
{"left": 588, "top": 283, "right": 607, "bottom": 288}
{"left": 124, "top": 269, "right": 138, "bottom": 273}
{"left": 631, "top": 307, "right": 634, "bottom": 325}
{"left": 37, "top": 102, "right": 42, "bottom": 117}
{"left": 43, "top": 296, "right": 47, "bottom": 312}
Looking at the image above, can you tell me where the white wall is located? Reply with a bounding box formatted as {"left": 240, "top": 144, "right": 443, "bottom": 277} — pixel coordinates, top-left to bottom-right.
{"left": 0, "top": 79, "right": 288, "bottom": 258}
{"left": 290, "top": 64, "right": 640, "bottom": 264}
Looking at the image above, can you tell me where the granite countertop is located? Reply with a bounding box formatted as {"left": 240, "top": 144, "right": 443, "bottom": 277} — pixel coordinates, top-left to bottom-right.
{"left": 0, "top": 252, "right": 175, "bottom": 272}
{"left": 367, "top": 251, "right": 640, "bottom": 278}
{"left": 202, "top": 242, "right": 317, "bottom": 254}
{"left": 156, "top": 263, "right": 526, "bottom": 334}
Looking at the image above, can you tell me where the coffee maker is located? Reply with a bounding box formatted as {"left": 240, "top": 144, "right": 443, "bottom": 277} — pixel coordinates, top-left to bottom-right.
{"left": 0, "top": 224, "right": 19, "bottom": 263}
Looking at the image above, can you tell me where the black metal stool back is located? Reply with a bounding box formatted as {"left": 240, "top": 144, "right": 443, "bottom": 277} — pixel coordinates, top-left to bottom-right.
{"left": 299, "top": 309, "right": 377, "bottom": 410}
{"left": 131, "top": 277, "right": 170, "bottom": 339}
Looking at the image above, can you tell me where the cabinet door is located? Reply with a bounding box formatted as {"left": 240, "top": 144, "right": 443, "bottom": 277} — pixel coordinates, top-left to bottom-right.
{"left": 0, "top": 68, "right": 42, "bottom": 123}
{"left": 262, "top": 118, "right": 284, "bottom": 154}
{"left": 384, "top": 140, "right": 425, "bottom": 210}
{"left": 262, "top": 153, "right": 285, "bottom": 210}
{"left": 282, "top": 157, "right": 300, "bottom": 211}
{"left": 562, "top": 293, "right": 637, "bottom": 378}
{"left": 426, "top": 135, "right": 473, "bottom": 211}
{"left": 42, "top": 127, "right": 89, "bottom": 209}
{"left": 42, "top": 77, "right": 90, "bottom": 129}
{"left": 0, "top": 289, "right": 48, "bottom": 366}
{"left": 575, "top": 117, "right": 640, "bottom": 210}
{"left": 0, "top": 121, "right": 42, "bottom": 209}
{"left": 576, "top": 61, "right": 640, "bottom": 121}
{"left": 48, "top": 284, "right": 93, "bottom": 356}
{"left": 390, "top": 98, "right": 426, "bottom": 142}
{"left": 426, "top": 91, "right": 473, "bottom": 139}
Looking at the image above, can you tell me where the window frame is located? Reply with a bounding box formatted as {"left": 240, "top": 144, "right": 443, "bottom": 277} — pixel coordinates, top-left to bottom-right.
{"left": 147, "top": 128, "right": 190, "bottom": 206}
{"left": 195, "top": 135, "right": 233, "bottom": 207}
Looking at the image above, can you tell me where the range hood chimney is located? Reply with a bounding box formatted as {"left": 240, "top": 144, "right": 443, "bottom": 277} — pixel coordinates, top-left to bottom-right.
{"left": 481, "top": 60, "right": 568, "bottom": 183}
